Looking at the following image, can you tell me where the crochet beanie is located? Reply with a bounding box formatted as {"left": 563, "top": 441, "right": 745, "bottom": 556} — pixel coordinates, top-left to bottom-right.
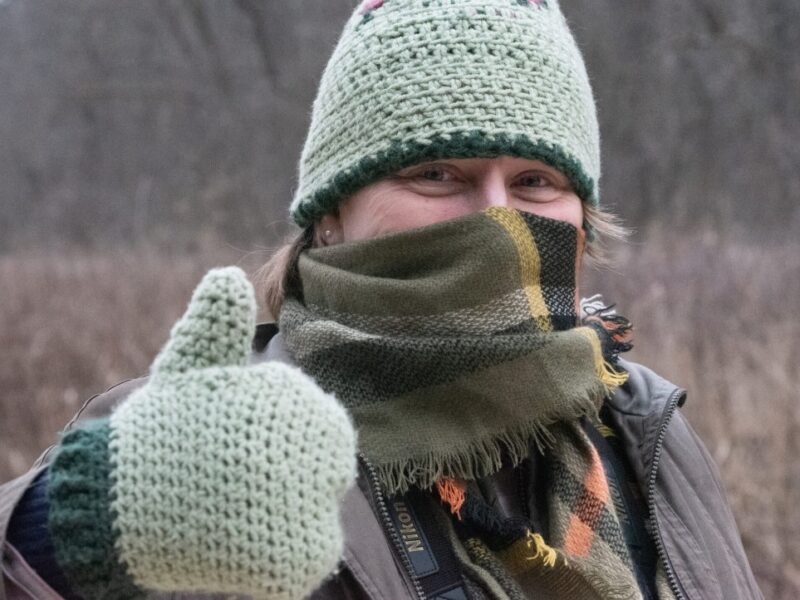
{"left": 290, "top": 0, "right": 600, "bottom": 227}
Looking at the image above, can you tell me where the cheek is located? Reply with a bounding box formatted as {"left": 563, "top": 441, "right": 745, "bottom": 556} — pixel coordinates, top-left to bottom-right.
{"left": 389, "top": 201, "right": 471, "bottom": 231}
{"left": 561, "top": 202, "right": 585, "bottom": 231}
{"left": 338, "top": 191, "right": 392, "bottom": 241}
{"left": 340, "top": 191, "right": 470, "bottom": 241}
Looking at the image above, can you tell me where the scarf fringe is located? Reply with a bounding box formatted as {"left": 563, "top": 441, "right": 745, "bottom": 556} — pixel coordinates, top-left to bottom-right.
{"left": 436, "top": 477, "right": 466, "bottom": 519}
{"left": 525, "top": 531, "right": 562, "bottom": 568}
{"left": 372, "top": 393, "right": 603, "bottom": 495}
{"left": 576, "top": 327, "right": 629, "bottom": 389}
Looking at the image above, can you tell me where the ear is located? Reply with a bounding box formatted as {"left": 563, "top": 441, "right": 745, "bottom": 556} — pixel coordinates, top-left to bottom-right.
{"left": 315, "top": 212, "right": 344, "bottom": 246}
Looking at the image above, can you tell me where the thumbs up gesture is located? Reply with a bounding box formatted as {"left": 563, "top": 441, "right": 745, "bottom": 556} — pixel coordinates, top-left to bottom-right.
{"left": 48, "top": 268, "right": 357, "bottom": 600}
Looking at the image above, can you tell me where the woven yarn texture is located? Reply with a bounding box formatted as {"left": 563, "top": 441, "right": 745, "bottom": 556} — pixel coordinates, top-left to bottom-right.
{"left": 280, "top": 208, "right": 623, "bottom": 495}
{"left": 455, "top": 422, "right": 673, "bottom": 600}
{"left": 291, "top": 0, "right": 600, "bottom": 226}
{"left": 280, "top": 207, "right": 642, "bottom": 597}
{"left": 47, "top": 267, "right": 357, "bottom": 600}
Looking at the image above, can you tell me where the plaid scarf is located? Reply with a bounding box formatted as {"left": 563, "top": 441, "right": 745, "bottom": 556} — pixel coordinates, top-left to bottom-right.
{"left": 280, "top": 207, "right": 643, "bottom": 598}
{"left": 443, "top": 423, "right": 649, "bottom": 600}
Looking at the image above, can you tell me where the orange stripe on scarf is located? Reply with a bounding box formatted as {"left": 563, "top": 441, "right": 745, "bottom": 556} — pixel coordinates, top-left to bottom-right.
{"left": 564, "top": 515, "right": 594, "bottom": 557}
{"left": 563, "top": 446, "right": 609, "bottom": 557}
{"left": 584, "top": 445, "right": 609, "bottom": 502}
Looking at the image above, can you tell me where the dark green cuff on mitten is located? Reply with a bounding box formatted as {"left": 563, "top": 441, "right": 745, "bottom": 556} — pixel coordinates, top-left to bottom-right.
{"left": 47, "top": 418, "right": 145, "bottom": 600}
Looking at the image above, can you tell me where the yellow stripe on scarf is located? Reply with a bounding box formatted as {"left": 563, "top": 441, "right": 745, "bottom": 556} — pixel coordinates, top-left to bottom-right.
{"left": 486, "top": 207, "right": 552, "bottom": 331}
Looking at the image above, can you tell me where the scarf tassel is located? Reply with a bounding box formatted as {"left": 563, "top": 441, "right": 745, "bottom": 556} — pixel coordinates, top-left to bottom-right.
{"left": 525, "top": 530, "right": 562, "bottom": 568}
{"left": 577, "top": 327, "right": 629, "bottom": 389}
{"left": 436, "top": 477, "right": 466, "bottom": 519}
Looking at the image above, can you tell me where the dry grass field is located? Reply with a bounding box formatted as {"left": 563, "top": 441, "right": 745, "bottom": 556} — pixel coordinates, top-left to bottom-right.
{"left": 1, "top": 232, "right": 798, "bottom": 598}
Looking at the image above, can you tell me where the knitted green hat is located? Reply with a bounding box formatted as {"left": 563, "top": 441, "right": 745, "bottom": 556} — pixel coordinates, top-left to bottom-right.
{"left": 290, "top": 0, "right": 600, "bottom": 227}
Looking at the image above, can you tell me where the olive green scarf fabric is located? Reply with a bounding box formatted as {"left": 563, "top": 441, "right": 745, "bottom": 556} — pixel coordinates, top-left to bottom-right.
{"left": 279, "top": 207, "right": 625, "bottom": 495}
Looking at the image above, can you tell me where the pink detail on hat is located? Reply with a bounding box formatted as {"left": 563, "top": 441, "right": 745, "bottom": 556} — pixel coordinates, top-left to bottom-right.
{"left": 360, "top": 0, "right": 384, "bottom": 14}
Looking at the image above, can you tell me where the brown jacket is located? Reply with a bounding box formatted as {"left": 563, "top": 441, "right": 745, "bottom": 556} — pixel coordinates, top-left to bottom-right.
{"left": 0, "top": 327, "right": 763, "bottom": 600}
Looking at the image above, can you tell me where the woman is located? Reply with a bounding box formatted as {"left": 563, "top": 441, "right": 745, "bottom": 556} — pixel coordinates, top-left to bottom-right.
{"left": 1, "top": 1, "right": 762, "bottom": 599}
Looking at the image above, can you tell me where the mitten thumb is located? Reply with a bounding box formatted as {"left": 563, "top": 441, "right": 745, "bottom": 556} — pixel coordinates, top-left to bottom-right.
{"left": 151, "top": 266, "right": 255, "bottom": 376}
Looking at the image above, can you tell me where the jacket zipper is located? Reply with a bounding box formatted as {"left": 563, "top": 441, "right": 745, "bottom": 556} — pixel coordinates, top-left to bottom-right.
{"left": 358, "top": 453, "right": 427, "bottom": 600}
{"left": 646, "top": 389, "right": 688, "bottom": 600}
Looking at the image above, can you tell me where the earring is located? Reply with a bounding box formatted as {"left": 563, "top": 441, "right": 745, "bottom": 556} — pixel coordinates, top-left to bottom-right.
{"left": 324, "top": 229, "right": 333, "bottom": 238}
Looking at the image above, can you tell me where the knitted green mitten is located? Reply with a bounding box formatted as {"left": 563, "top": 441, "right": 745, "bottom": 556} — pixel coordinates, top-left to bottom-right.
{"left": 47, "top": 267, "right": 357, "bottom": 600}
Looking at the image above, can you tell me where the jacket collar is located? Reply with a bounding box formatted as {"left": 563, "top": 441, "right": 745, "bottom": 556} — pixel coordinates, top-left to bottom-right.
{"left": 602, "top": 359, "right": 687, "bottom": 501}
{"left": 607, "top": 359, "right": 686, "bottom": 417}
{"left": 250, "top": 323, "right": 295, "bottom": 366}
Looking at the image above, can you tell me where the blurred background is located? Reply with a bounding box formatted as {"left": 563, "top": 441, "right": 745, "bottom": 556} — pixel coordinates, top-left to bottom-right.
{"left": 1, "top": 0, "right": 798, "bottom": 596}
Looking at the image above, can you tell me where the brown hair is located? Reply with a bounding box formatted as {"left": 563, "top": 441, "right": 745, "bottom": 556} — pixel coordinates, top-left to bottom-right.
{"left": 255, "top": 226, "right": 314, "bottom": 320}
{"left": 583, "top": 203, "right": 631, "bottom": 267}
{"left": 257, "top": 205, "right": 629, "bottom": 319}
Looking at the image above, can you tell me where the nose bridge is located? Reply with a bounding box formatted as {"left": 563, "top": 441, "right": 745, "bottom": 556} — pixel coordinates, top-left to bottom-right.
{"left": 478, "top": 163, "right": 510, "bottom": 208}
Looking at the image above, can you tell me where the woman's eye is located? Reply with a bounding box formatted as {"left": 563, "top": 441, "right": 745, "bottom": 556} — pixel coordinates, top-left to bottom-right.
{"left": 517, "top": 174, "right": 551, "bottom": 187}
{"left": 417, "top": 167, "right": 451, "bottom": 182}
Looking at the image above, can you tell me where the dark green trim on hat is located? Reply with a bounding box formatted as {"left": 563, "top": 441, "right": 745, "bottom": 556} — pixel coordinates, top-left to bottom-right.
{"left": 48, "top": 418, "right": 145, "bottom": 600}
{"left": 291, "top": 130, "right": 597, "bottom": 227}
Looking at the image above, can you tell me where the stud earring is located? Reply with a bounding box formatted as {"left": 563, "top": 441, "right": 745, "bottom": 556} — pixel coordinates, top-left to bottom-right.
{"left": 324, "top": 229, "right": 333, "bottom": 238}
